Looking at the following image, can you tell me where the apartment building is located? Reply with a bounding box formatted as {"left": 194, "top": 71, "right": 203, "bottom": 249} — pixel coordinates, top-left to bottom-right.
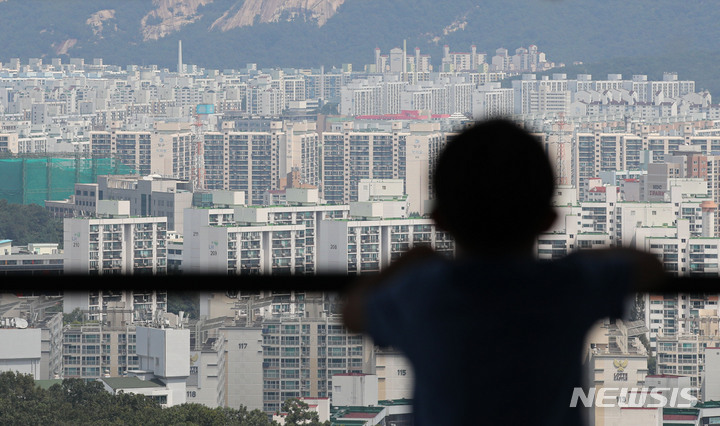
{"left": 182, "top": 189, "right": 349, "bottom": 275}
{"left": 63, "top": 320, "right": 138, "bottom": 379}
{"left": 541, "top": 185, "right": 720, "bottom": 356}
{"left": 321, "top": 122, "right": 407, "bottom": 204}
{"left": 472, "top": 82, "right": 515, "bottom": 119}
{"left": 91, "top": 129, "right": 151, "bottom": 175}
{"left": 317, "top": 210, "right": 454, "bottom": 275}
{"left": 375, "top": 348, "right": 414, "bottom": 401}
{"left": 96, "top": 175, "right": 194, "bottom": 232}
{"left": 516, "top": 72, "right": 702, "bottom": 117}
{"left": 656, "top": 333, "right": 720, "bottom": 396}
{"left": 187, "top": 317, "right": 227, "bottom": 408}
{"left": 90, "top": 122, "right": 193, "bottom": 179}
{"left": 512, "top": 73, "right": 569, "bottom": 115}
{"left": 0, "top": 133, "right": 18, "bottom": 152}
{"left": 221, "top": 314, "right": 373, "bottom": 415}
{"left": 203, "top": 121, "right": 319, "bottom": 205}
{"left": 63, "top": 215, "right": 168, "bottom": 275}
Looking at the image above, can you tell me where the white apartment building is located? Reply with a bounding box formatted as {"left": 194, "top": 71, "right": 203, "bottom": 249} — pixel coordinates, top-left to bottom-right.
{"left": 0, "top": 133, "right": 18, "bottom": 152}
{"left": 63, "top": 215, "right": 168, "bottom": 275}
{"left": 62, "top": 318, "right": 139, "bottom": 379}
{"left": 222, "top": 315, "right": 374, "bottom": 415}
{"left": 183, "top": 190, "right": 349, "bottom": 275}
{"left": 656, "top": 333, "right": 720, "bottom": 395}
{"left": 515, "top": 73, "right": 704, "bottom": 117}
{"left": 245, "top": 76, "right": 284, "bottom": 116}
{"left": 321, "top": 121, "right": 447, "bottom": 207}
{"left": 340, "top": 81, "right": 383, "bottom": 116}
{"left": 472, "top": 82, "right": 514, "bottom": 119}
{"left": 98, "top": 326, "right": 189, "bottom": 407}
{"left": 187, "top": 319, "right": 227, "bottom": 408}
{"left": 133, "top": 326, "right": 190, "bottom": 407}
{"left": 90, "top": 122, "right": 194, "bottom": 179}
{"left": 512, "top": 74, "right": 569, "bottom": 115}
{"left": 203, "top": 121, "right": 319, "bottom": 205}
{"left": 375, "top": 348, "right": 414, "bottom": 401}
{"left": 542, "top": 184, "right": 720, "bottom": 356}
{"left": 441, "top": 44, "right": 487, "bottom": 72}
{"left": 317, "top": 213, "right": 454, "bottom": 275}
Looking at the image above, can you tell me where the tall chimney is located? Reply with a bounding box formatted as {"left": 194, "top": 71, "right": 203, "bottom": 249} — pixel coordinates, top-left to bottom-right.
{"left": 403, "top": 39, "right": 407, "bottom": 78}
{"left": 178, "top": 40, "right": 183, "bottom": 75}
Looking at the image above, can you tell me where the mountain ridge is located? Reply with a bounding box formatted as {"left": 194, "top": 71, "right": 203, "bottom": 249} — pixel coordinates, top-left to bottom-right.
{"left": 0, "top": 0, "right": 717, "bottom": 74}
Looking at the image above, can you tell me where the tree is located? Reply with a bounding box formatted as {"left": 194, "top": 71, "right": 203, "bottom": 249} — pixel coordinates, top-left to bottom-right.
{"left": 317, "top": 102, "right": 339, "bottom": 115}
{"left": 0, "top": 200, "right": 63, "bottom": 246}
{"left": 280, "top": 398, "right": 329, "bottom": 426}
{"left": 236, "top": 405, "right": 276, "bottom": 426}
{"left": 167, "top": 291, "right": 200, "bottom": 319}
{"left": 63, "top": 307, "right": 85, "bottom": 325}
{"left": 0, "top": 372, "right": 269, "bottom": 425}
{"left": 629, "top": 293, "right": 645, "bottom": 322}
{"left": 647, "top": 354, "right": 657, "bottom": 375}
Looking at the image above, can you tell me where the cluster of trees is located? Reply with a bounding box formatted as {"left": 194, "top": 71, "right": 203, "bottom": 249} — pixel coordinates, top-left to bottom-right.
{"left": 167, "top": 292, "right": 200, "bottom": 320}
{"left": 0, "top": 200, "right": 63, "bottom": 246}
{"left": 0, "top": 371, "right": 329, "bottom": 425}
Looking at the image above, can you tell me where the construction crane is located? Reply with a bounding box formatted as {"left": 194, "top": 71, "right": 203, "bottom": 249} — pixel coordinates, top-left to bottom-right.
{"left": 191, "top": 104, "right": 213, "bottom": 190}
{"left": 556, "top": 112, "right": 568, "bottom": 186}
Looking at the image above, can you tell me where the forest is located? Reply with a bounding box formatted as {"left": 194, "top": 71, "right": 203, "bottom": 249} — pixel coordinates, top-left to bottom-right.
{"left": 0, "top": 200, "right": 63, "bottom": 246}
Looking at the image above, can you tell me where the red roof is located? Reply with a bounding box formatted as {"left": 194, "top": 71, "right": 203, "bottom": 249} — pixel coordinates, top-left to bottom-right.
{"left": 343, "top": 413, "right": 378, "bottom": 419}
{"left": 664, "top": 414, "right": 697, "bottom": 420}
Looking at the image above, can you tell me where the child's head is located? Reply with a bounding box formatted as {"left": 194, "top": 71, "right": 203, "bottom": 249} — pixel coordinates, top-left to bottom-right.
{"left": 432, "top": 119, "right": 557, "bottom": 254}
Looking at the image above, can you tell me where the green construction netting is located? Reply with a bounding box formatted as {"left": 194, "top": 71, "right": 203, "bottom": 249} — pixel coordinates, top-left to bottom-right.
{"left": 0, "top": 157, "right": 135, "bottom": 205}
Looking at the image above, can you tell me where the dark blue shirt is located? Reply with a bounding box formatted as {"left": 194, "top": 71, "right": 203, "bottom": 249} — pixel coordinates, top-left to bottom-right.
{"left": 365, "top": 252, "right": 633, "bottom": 425}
